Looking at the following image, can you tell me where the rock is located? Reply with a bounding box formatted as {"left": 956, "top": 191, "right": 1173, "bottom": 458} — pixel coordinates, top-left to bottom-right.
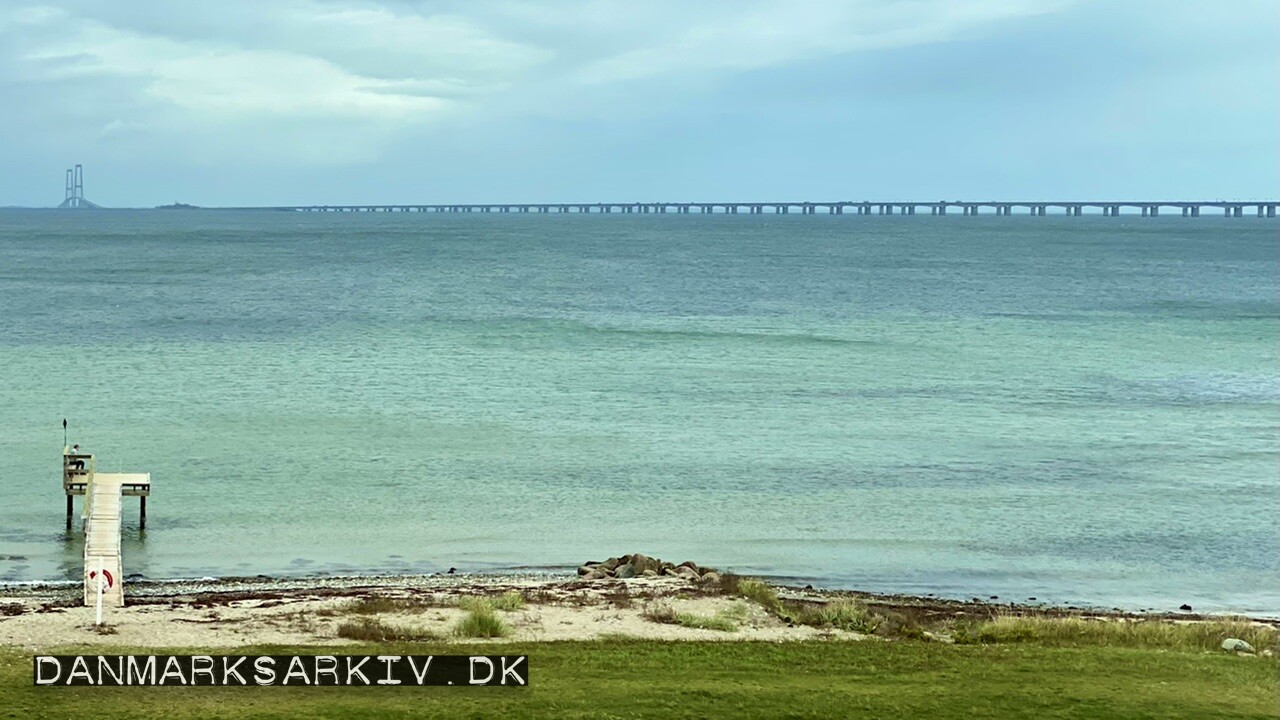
{"left": 600, "top": 557, "right": 621, "bottom": 571}
{"left": 700, "top": 571, "right": 721, "bottom": 585}
{"left": 584, "top": 570, "right": 609, "bottom": 581}
{"left": 1179, "top": 604, "right": 1193, "bottom": 612}
{"left": 577, "top": 566, "right": 594, "bottom": 576}
{"left": 614, "top": 563, "right": 636, "bottom": 579}
{"left": 663, "top": 567, "right": 681, "bottom": 577}
{"left": 1261, "top": 649, "right": 1274, "bottom": 658}
{"left": 1222, "top": 638, "right": 1255, "bottom": 654}
{"left": 675, "top": 566, "right": 700, "bottom": 579}
{"left": 630, "top": 553, "right": 653, "bottom": 574}
{"left": 677, "top": 560, "right": 699, "bottom": 571}
{"left": 642, "top": 569, "right": 658, "bottom": 578}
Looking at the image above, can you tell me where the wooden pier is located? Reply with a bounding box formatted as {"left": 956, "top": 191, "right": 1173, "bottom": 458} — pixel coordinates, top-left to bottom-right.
{"left": 64, "top": 449, "right": 150, "bottom": 607}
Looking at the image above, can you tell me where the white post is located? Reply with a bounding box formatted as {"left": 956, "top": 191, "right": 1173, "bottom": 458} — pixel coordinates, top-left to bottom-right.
{"left": 95, "top": 560, "right": 105, "bottom": 626}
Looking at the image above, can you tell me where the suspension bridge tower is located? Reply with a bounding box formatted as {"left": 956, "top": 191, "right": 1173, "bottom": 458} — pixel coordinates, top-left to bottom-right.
{"left": 57, "top": 164, "right": 101, "bottom": 208}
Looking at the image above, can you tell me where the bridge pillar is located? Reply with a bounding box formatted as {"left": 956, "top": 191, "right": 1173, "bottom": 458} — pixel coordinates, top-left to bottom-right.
{"left": 1268, "top": 205, "right": 1275, "bottom": 218}
{"left": 1258, "top": 205, "right": 1266, "bottom": 217}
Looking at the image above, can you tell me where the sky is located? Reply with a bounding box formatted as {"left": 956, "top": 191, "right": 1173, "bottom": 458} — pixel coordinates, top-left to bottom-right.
{"left": 0, "top": 0, "right": 1276, "bottom": 207}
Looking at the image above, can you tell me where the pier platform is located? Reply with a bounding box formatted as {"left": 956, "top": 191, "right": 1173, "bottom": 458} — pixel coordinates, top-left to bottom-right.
{"left": 64, "top": 450, "right": 150, "bottom": 608}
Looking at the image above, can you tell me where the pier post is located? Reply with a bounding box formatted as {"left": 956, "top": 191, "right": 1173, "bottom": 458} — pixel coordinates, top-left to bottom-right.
{"left": 140, "top": 497, "right": 146, "bottom": 530}
{"left": 66, "top": 495, "right": 73, "bottom": 528}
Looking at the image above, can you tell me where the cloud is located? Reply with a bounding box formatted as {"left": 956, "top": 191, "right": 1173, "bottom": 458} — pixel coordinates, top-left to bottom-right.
{"left": 0, "top": 0, "right": 1074, "bottom": 167}
{"left": 565, "top": 0, "right": 1067, "bottom": 85}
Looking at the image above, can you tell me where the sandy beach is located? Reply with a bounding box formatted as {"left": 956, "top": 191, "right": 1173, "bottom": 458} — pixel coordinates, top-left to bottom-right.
{"left": 5, "top": 570, "right": 1273, "bottom": 653}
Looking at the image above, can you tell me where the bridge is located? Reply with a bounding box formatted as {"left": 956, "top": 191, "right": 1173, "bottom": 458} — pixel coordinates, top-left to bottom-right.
{"left": 56, "top": 164, "right": 101, "bottom": 209}
{"left": 213, "top": 200, "right": 1278, "bottom": 217}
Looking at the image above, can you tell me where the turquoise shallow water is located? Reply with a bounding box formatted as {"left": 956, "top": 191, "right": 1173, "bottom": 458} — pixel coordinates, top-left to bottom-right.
{"left": 1, "top": 210, "right": 1276, "bottom": 614}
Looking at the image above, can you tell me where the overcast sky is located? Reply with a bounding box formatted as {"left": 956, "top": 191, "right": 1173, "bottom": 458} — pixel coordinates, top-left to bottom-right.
{"left": 1, "top": 0, "right": 1276, "bottom": 207}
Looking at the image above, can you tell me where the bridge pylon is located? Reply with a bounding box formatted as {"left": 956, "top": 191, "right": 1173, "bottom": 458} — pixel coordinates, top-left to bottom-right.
{"left": 57, "top": 164, "right": 102, "bottom": 209}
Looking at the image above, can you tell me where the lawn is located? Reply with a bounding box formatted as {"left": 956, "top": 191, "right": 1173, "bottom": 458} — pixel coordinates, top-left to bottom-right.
{"left": 1, "top": 640, "right": 1274, "bottom": 719}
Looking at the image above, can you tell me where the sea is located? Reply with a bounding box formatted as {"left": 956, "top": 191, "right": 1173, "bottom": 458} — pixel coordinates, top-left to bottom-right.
{"left": 0, "top": 209, "right": 1275, "bottom": 614}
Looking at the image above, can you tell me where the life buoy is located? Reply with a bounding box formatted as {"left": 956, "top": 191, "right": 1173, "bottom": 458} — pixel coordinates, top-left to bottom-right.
{"left": 88, "top": 568, "right": 114, "bottom": 590}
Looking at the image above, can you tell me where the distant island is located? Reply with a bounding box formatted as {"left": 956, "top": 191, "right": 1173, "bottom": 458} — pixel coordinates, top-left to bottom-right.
{"left": 155, "top": 202, "right": 199, "bottom": 210}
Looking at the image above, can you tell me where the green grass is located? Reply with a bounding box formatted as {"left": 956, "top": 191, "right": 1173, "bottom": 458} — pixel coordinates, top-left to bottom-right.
{"left": 642, "top": 603, "right": 741, "bottom": 632}
{"left": 452, "top": 605, "right": 510, "bottom": 639}
{"left": 490, "top": 591, "right": 526, "bottom": 612}
{"left": 734, "top": 578, "right": 783, "bottom": 614}
{"left": 791, "top": 599, "right": 881, "bottom": 634}
{"left": 673, "top": 613, "right": 738, "bottom": 632}
{"left": 2, "top": 640, "right": 1274, "bottom": 719}
{"left": 954, "top": 615, "right": 1279, "bottom": 652}
{"left": 724, "top": 577, "right": 882, "bottom": 634}
{"left": 721, "top": 578, "right": 1275, "bottom": 651}
{"left": 335, "top": 618, "right": 440, "bottom": 642}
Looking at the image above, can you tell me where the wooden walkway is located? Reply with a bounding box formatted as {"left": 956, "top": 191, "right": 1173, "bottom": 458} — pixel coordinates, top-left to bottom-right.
{"left": 64, "top": 451, "right": 149, "bottom": 607}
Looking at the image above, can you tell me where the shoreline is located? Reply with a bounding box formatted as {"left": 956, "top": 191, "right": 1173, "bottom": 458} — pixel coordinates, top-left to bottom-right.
{"left": 3, "top": 570, "right": 1274, "bottom": 621}
{"left": 4, "top": 571, "right": 1277, "bottom": 652}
